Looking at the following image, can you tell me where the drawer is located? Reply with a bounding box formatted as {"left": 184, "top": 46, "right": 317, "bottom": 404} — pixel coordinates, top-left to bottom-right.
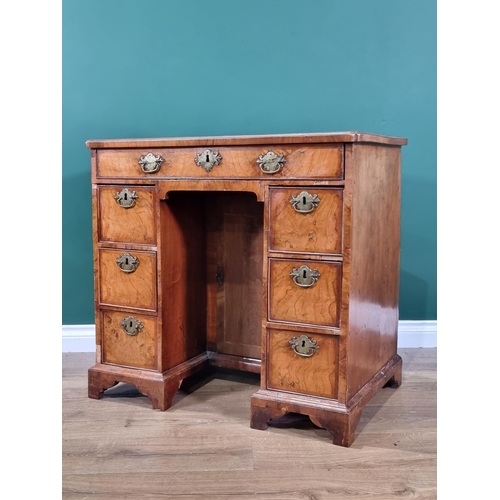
{"left": 269, "top": 187, "right": 343, "bottom": 254}
{"left": 98, "top": 249, "right": 157, "bottom": 311}
{"left": 98, "top": 186, "right": 156, "bottom": 244}
{"left": 101, "top": 311, "right": 157, "bottom": 370}
{"left": 268, "top": 258, "right": 341, "bottom": 327}
{"left": 267, "top": 328, "right": 338, "bottom": 398}
{"left": 96, "top": 144, "right": 343, "bottom": 180}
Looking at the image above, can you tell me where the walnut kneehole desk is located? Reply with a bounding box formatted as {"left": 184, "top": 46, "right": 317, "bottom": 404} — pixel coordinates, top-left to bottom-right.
{"left": 86, "top": 131, "right": 407, "bottom": 447}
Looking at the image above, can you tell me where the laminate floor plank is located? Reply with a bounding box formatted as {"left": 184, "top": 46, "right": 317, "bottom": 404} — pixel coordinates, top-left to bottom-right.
{"left": 62, "top": 348, "right": 437, "bottom": 499}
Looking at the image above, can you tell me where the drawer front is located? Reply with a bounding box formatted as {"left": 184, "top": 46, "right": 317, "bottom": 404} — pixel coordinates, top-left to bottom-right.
{"left": 101, "top": 311, "right": 157, "bottom": 370}
{"left": 267, "top": 328, "right": 338, "bottom": 398}
{"left": 96, "top": 144, "right": 343, "bottom": 180}
{"left": 268, "top": 259, "right": 341, "bottom": 327}
{"left": 269, "top": 187, "right": 343, "bottom": 254}
{"left": 98, "top": 186, "right": 156, "bottom": 244}
{"left": 98, "top": 249, "right": 157, "bottom": 311}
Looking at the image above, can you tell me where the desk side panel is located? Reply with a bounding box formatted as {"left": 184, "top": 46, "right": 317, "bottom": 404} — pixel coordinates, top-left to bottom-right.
{"left": 159, "top": 192, "right": 207, "bottom": 370}
{"left": 345, "top": 144, "right": 402, "bottom": 401}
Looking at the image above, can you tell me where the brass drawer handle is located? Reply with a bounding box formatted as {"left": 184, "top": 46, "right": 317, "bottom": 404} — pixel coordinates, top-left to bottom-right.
{"left": 290, "top": 265, "right": 320, "bottom": 287}
{"left": 138, "top": 152, "right": 164, "bottom": 173}
{"left": 121, "top": 316, "right": 143, "bottom": 336}
{"left": 195, "top": 149, "right": 222, "bottom": 172}
{"left": 290, "top": 191, "right": 321, "bottom": 213}
{"left": 114, "top": 188, "right": 138, "bottom": 208}
{"left": 289, "top": 335, "right": 319, "bottom": 357}
{"left": 116, "top": 253, "right": 140, "bottom": 273}
{"left": 256, "top": 151, "right": 286, "bottom": 174}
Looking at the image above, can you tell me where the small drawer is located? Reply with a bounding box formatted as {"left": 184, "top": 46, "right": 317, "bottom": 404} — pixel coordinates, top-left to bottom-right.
{"left": 98, "top": 186, "right": 156, "bottom": 244}
{"left": 96, "top": 144, "right": 343, "bottom": 180}
{"left": 267, "top": 328, "right": 338, "bottom": 398}
{"left": 101, "top": 311, "right": 157, "bottom": 370}
{"left": 269, "top": 187, "right": 343, "bottom": 254}
{"left": 268, "top": 258, "right": 341, "bottom": 327}
{"left": 98, "top": 249, "right": 157, "bottom": 311}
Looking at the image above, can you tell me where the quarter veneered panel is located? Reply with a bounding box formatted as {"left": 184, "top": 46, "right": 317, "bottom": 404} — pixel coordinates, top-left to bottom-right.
{"left": 267, "top": 328, "right": 338, "bottom": 398}
{"left": 98, "top": 249, "right": 157, "bottom": 311}
{"left": 268, "top": 259, "right": 341, "bottom": 327}
{"left": 269, "top": 187, "right": 343, "bottom": 254}
{"left": 101, "top": 311, "right": 157, "bottom": 370}
{"left": 98, "top": 186, "right": 156, "bottom": 244}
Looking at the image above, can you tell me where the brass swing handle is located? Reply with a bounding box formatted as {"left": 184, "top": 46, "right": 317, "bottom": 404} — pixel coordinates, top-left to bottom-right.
{"left": 256, "top": 151, "right": 286, "bottom": 174}
{"left": 138, "top": 152, "right": 164, "bottom": 173}
{"left": 138, "top": 149, "right": 288, "bottom": 175}
{"left": 193, "top": 149, "right": 288, "bottom": 175}
{"left": 289, "top": 335, "right": 319, "bottom": 357}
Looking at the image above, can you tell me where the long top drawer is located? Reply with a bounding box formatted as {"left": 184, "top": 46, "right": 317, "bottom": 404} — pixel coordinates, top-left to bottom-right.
{"left": 94, "top": 144, "right": 344, "bottom": 180}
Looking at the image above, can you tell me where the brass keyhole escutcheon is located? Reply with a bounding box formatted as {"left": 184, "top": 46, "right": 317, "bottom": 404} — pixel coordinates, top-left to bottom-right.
{"left": 121, "top": 316, "right": 143, "bottom": 336}
{"left": 256, "top": 151, "right": 286, "bottom": 174}
{"left": 289, "top": 335, "right": 319, "bottom": 357}
{"left": 138, "top": 152, "right": 164, "bottom": 173}
{"left": 116, "top": 253, "right": 140, "bottom": 273}
{"left": 290, "top": 265, "right": 321, "bottom": 287}
{"left": 290, "top": 191, "right": 321, "bottom": 214}
{"left": 194, "top": 149, "right": 222, "bottom": 172}
{"left": 114, "top": 188, "right": 138, "bottom": 209}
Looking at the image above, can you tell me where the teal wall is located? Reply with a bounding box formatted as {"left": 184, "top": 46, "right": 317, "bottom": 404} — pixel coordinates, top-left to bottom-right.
{"left": 62, "top": 0, "right": 436, "bottom": 324}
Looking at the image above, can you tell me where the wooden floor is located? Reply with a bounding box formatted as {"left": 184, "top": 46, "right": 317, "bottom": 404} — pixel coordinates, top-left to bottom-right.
{"left": 62, "top": 348, "right": 436, "bottom": 499}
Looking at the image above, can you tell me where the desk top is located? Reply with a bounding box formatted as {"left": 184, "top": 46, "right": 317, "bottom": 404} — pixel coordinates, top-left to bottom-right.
{"left": 86, "top": 131, "right": 408, "bottom": 149}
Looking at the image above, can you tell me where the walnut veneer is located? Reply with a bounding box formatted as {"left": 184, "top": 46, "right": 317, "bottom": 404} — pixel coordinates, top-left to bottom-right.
{"left": 86, "top": 131, "right": 407, "bottom": 446}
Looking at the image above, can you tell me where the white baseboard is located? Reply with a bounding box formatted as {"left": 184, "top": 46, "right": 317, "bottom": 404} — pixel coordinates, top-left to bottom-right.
{"left": 396, "top": 320, "right": 437, "bottom": 348}
{"left": 62, "top": 320, "right": 436, "bottom": 353}
{"left": 62, "top": 324, "right": 96, "bottom": 353}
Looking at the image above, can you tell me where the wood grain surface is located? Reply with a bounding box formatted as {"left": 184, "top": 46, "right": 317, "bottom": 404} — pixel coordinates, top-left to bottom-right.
{"left": 268, "top": 259, "right": 342, "bottom": 327}
{"left": 269, "top": 187, "right": 343, "bottom": 254}
{"left": 63, "top": 348, "right": 436, "bottom": 499}
{"left": 267, "top": 329, "right": 338, "bottom": 398}
{"left": 88, "top": 132, "right": 407, "bottom": 446}
{"left": 98, "top": 249, "right": 157, "bottom": 311}
{"left": 98, "top": 186, "right": 156, "bottom": 244}
{"left": 159, "top": 192, "right": 208, "bottom": 371}
{"left": 344, "top": 144, "right": 402, "bottom": 400}
{"left": 100, "top": 310, "right": 157, "bottom": 370}
{"left": 215, "top": 194, "right": 263, "bottom": 359}
{"left": 95, "top": 144, "right": 344, "bottom": 180}
{"left": 86, "top": 131, "right": 408, "bottom": 149}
